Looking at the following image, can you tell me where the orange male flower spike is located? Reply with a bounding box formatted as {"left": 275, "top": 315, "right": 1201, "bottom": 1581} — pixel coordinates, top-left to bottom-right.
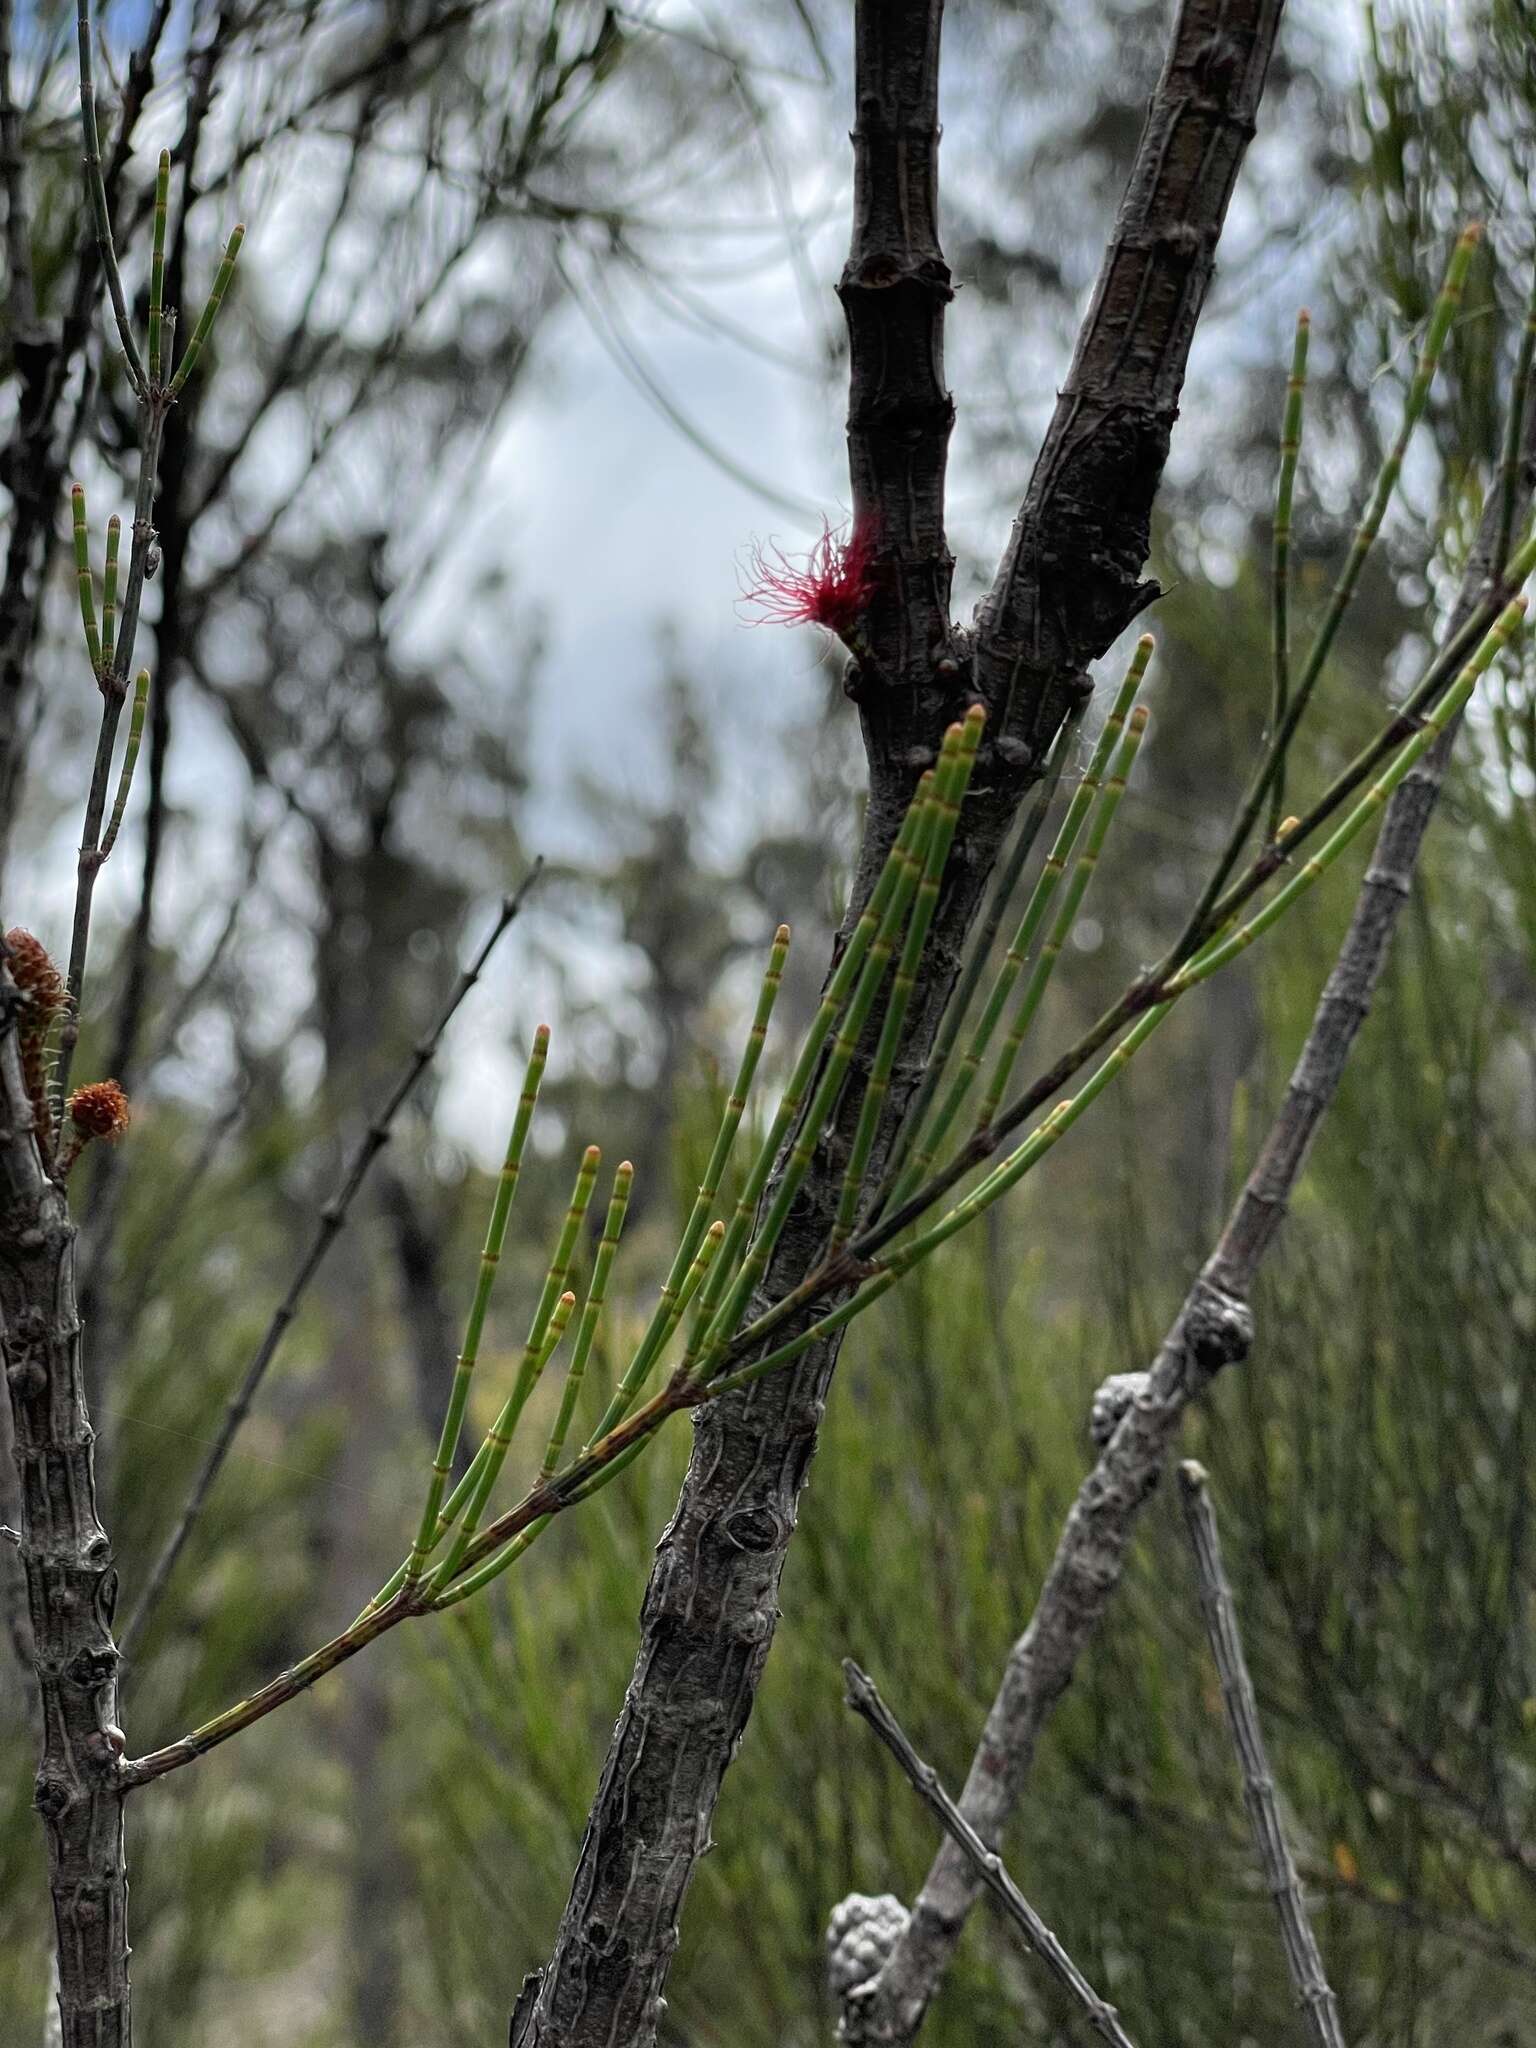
{"left": 5, "top": 928, "right": 66, "bottom": 1152}
{"left": 738, "top": 518, "right": 880, "bottom": 641}
{"left": 58, "top": 1079, "right": 131, "bottom": 1177}
{"left": 67, "top": 1079, "right": 131, "bottom": 1141}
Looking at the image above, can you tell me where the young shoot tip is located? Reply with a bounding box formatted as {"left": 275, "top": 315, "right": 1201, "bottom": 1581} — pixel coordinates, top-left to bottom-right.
{"left": 774, "top": 923, "right": 790, "bottom": 945}
{"left": 1129, "top": 704, "right": 1150, "bottom": 731}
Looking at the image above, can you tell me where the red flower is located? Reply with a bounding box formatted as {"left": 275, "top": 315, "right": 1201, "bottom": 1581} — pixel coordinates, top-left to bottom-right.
{"left": 738, "top": 519, "right": 879, "bottom": 638}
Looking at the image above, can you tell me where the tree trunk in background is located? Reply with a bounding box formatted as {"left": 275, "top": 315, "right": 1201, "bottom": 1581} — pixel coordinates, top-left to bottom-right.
{"left": 511, "top": 6, "right": 1285, "bottom": 2043}
{"left": 314, "top": 835, "right": 422, "bottom": 2048}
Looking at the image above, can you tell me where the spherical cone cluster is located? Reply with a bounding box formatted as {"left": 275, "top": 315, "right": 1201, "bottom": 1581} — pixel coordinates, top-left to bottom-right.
{"left": 67, "top": 1079, "right": 131, "bottom": 1143}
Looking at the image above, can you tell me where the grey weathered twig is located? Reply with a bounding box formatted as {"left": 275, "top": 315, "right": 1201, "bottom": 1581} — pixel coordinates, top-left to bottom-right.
{"left": 843, "top": 1661, "right": 1141, "bottom": 2048}
{"left": 118, "top": 865, "right": 541, "bottom": 1659}
{"left": 833, "top": 292, "right": 1536, "bottom": 2048}
{"left": 1176, "top": 1463, "right": 1345, "bottom": 2048}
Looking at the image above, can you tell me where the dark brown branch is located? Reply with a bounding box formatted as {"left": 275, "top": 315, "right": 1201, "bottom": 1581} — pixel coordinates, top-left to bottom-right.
{"left": 843, "top": 1661, "right": 1142, "bottom": 2048}
{"left": 117, "top": 866, "right": 541, "bottom": 1660}
{"left": 974, "top": 0, "right": 1286, "bottom": 758}
{"left": 1176, "top": 1463, "right": 1345, "bottom": 2048}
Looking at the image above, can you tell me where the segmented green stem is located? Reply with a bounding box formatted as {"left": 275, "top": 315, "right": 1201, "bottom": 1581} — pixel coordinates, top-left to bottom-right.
{"left": 1178, "top": 228, "right": 1481, "bottom": 957}
{"left": 977, "top": 702, "right": 1148, "bottom": 1129}
{"left": 680, "top": 776, "right": 934, "bottom": 1368}
{"left": 892, "top": 644, "right": 1149, "bottom": 1204}
{"left": 76, "top": 0, "right": 147, "bottom": 398}
{"left": 584, "top": 926, "right": 788, "bottom": 1445}
{"left": 1172, "top": 598, "right": 1527, "bottom": 996}
{"left": 714, "top": 983, "right": 1183, "bottom": 1402}
{"left": 542, "top": 1161, "right": 633, "bottom": 1479}
{"left": 100, "top": 514, "right": 121, "bottom": 675}
{"left": 592, "top": 1214, "right": 727, "bottom": 1438}
{"left": 402, "top": 1026, "right": 549, "bottom": 1588}
{"left": 878, "top": 703, "right": 1083, "bottom": 1208}
{"left": 168, "top": 223, "right": 245, "bottom": 397}
{"left": 1268, "top": 309, "right": 1311, "bottom": 837}
{"left": 148, "top": 148, "right": 169, "bottom": 385}
{"left": 1495, "top": 262, "right": 1536, "bottom": 580}
{"left": 431, "top": 1428, "right": 659, "bottom": 1609}
{"left": 1291, "top": 226, "right": 1477, "bottom": 740}
{"left": 99, "top": 669, "right": 149, "bottom": 860}
{"left": 424, "top": 1142, "right": 601, "bottom": 1594}
{"left": 832, "top": 707, "right": 981, "bottom": 1243}
{"left": 693, "top": 753, "right": 952, "bottom": 1369}
{"left": 71, "top": 484, "right": 101, "bottom": 676}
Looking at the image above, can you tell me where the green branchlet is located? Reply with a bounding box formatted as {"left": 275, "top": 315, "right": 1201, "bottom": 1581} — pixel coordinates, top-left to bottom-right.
{"left": 977, "top": 700, "right": 1149, "bottom": 1130}
{"left": 1269, "top": 308, "right": 1311, "bottom": 835}
{"left": 71, "top": 484, "right": 101, "bottom": 677}
{"left": 402, "top": 1025, "right": 549, "bottom": 1588}
{"left": 148, "top": 150, "right": 169, "bottom": 386}
{"left": 168, "top": 224, "right": 245, "bottom": 398}
{"left": 101, "top": 514, "right": 121, "bottom": 675}
{"left": 890, "top": 642, "right": 1149, "bottom": 1211}
{"left": 424, "top": 1143, "right": 601, "bottom": 1595}
{"left": 99, "top": 669, "right": 150, "bottom": 860}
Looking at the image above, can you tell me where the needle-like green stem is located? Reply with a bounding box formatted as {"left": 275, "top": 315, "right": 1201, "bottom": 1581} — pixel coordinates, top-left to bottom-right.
{"left": 402, "top": 1026, "right": 549, "bottom": 1588}
{"left": 1268, "top": 309, "right": 1311, "bottom": 837}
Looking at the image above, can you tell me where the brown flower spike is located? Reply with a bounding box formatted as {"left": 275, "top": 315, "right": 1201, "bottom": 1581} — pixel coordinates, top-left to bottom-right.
{"left": 5, "top": 928, "right": 67, "bottom": 1148}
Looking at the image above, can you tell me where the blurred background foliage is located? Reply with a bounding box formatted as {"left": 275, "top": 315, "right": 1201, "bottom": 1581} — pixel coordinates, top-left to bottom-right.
{"left": 3, "top": 0, "right": 1536, "bottom": 2042}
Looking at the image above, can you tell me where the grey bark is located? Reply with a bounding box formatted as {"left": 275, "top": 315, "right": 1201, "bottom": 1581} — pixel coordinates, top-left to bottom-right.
{"left": 834, "top": 352, "right": 1536, "bottom": 2048}
{"left": 1176, "top": 1462, "right": 1345, "bottom": 2048}
{"left": 0, "top": 962, "right": 130, "bottom": 2048}
{"left": 511, "top": 5, "right": 1283, "bottom": 2042}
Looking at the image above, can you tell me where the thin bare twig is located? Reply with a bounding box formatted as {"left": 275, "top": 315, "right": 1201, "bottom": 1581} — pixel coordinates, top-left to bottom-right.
{"left": 1176, "top": 1463, "right": 1346, "bottom": 2048}
{"left": 842, "top": 1661, "right": 1141, "bottom": 2048}
{"left": 118, "top": 863, "right": 542, "bottom": 1658}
